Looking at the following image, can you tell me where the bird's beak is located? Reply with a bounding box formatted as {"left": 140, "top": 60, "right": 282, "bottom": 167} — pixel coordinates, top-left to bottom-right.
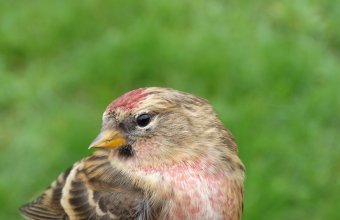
{"left": 89, "top": 129, "right": 127, "bottom": 149}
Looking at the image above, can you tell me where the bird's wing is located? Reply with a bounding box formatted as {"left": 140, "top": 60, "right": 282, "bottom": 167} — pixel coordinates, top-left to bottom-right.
{"left": 19, "top": 166, "right": 71, "bottom": 220}
{"left": 20, "top": 150, "right": 160, "bottom": 220}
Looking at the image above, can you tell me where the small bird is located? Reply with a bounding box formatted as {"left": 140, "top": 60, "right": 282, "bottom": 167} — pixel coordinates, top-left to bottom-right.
{"left": 20, "top": 87, "right": 245, "bottom": 220}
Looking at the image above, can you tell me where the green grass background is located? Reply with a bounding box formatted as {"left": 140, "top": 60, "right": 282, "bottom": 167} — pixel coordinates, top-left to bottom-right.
{"left": 0, "top": 0, "right": 339, "bottom": 219}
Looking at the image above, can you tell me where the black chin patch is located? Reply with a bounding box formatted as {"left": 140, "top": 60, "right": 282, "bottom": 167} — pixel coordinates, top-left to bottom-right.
{"left": 118, "top": 145, "right": 134, "bottom": 158}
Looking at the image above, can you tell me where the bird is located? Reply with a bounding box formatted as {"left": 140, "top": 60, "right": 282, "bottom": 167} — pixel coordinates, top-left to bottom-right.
{"left": 20, "top": 87, "right": 245, "bottom": 220}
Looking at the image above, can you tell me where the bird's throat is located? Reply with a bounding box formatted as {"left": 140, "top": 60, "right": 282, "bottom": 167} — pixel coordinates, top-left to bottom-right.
{"left": 118, "top": 145, "right": 134, "bottom": 158}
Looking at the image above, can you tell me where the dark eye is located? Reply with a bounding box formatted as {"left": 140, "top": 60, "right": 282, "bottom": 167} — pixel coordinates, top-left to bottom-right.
{"left": 136, "top": 113, "right": 151, "bottom": 127}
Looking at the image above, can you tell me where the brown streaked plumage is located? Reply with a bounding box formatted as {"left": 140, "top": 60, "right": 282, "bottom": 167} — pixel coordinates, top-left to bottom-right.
{"left": 20, "top": 87, "right": 245, "bottom": 220}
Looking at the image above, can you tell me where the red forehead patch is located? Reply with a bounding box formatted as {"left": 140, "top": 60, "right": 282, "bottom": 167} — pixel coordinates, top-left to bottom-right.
{"left": 106, "top": 88, "right": 148, "bottom": 111}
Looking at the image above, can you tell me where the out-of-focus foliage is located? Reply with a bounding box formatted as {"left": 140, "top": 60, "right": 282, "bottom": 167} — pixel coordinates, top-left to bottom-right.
{"left": 0, "top": 0, "right": 339, "bottom": 219}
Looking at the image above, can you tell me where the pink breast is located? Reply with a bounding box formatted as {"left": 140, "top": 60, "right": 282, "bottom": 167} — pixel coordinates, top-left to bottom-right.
{"left": 161, "top": 162, "right": 227, "bottom": 219}
{"left": 136, "top": 159, "right": 242, "bottom": 219}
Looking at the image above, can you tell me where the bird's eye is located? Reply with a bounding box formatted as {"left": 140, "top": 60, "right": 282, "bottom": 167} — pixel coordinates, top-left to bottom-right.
{"left": 136, "top": 113, "right": 151, "bottom": 127}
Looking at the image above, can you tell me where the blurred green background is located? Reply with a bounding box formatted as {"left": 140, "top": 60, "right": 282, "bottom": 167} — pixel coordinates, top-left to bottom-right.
{"left": 0, "top": 0, "right": 339, "bottom": 219}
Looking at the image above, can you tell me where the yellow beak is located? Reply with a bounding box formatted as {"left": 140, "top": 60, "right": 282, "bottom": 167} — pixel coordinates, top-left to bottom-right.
{"left": 89, "top": 129, "right": 127, "bottom": 149}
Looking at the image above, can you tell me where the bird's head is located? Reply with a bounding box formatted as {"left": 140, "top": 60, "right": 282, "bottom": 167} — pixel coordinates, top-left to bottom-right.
{"left": 89, "top": 87, "right": 239, "bottom": 168}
